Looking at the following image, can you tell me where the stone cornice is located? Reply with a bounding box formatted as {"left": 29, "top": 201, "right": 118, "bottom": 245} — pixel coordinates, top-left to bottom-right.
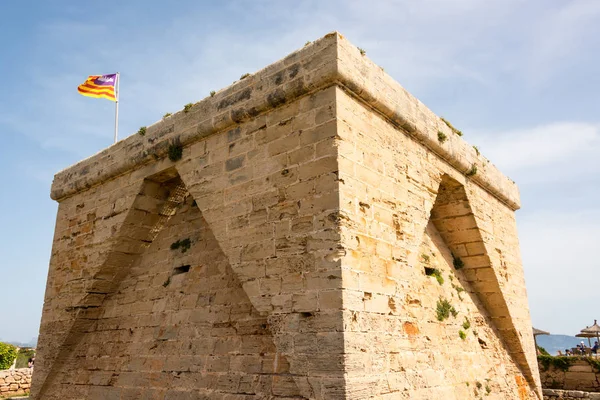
{"left": 51, "top": 32, "right": 520, "bottom": 210}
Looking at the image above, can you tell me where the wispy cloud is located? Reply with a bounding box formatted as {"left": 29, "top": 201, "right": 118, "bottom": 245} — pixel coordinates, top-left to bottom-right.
{"left": 519, "top": 208, "right": 600, "bottom": 335}
{"left": 1, "top": 0, "right": 600, "bottom": 341}
{"left": 469, "top": 122, "right": 600, "bottom": 184}
{"left": 526, "top": 0, "right": 600, "bottom": 86}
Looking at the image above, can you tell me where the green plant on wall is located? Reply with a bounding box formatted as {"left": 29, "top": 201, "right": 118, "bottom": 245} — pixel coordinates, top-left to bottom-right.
{"left": 0, "top": 342, "right": 17, "bottom": 370}
{"left": 168, "top": 141, "right": 183, "bottom": 162}
{"left": 425, "top": 267, "right": 444, "bottom": 285}
{"left": 441, "top": 117, "right": 463, "bottom": 136}
{"left": 586, "top": 357, "right": 600, "bottom": 372}
{"left": 537, "top": 345, "right": 550, "bottom": 356}
{"left": 537, "top": 355, "right": 575, "bottom": 372}
{"left": 452, "top": 283, "right": 465, "bottom": 300}
{"left": 462, "top": 317, "right": 471, "bottom": 330}
{"left": 437, "top": 131, "right": 448, "bottom": 143}
{"left": 436, "top": 298, "right": 457, "bottom": 321}
{"left": 452, "top": 254, "right": 465, "bottom": 270}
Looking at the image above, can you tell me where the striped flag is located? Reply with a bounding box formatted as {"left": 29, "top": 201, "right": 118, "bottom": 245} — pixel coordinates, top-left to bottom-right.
{"left": 77, "top": 74, "right": 118, "bottom": 101}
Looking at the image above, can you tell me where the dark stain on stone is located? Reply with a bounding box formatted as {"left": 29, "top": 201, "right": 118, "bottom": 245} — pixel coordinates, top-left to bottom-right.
{"left": 388, "top": 297, "right": 397, "bottom": 312}
{"left": 227, "top": 127, "right": 241, "bottom": 142}
{"left": 225, "top": 155, "right": 245, "bottom": 171}
{"left": 274, "top": 71, "right": 284, "bottom": 85}
{"left": 267, "top": 88, "right": 287, "bottom": 108}
{"left": 286, "top": 78, "right": 308, "bottom": 99}
{"left": 231, "top": 108, "right": 250, "bottom": 124}
{"left": 217, "top": 87, "right": 252, "bottom": 110}
{"left": 288, "top": 63, "right": 300, "bottom": 79}
{"left": 247, "top": 107, "right": 260, "bottom": 117}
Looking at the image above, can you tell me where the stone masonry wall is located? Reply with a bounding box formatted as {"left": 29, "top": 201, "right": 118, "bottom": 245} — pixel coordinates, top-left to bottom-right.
{"left": 540, "top": 359, "right": 600, "bottom": 392}
{"left": 543, "top": 388, "right": 600, "bottom": 399}
{"left": 32, "top": 32, "right": 541, "bottom": 399}
{"left": 0, "top": 368, "right": 32, "bottom": 398}
{"left": 334, "top": 83, "right": 538, "bottom": 399}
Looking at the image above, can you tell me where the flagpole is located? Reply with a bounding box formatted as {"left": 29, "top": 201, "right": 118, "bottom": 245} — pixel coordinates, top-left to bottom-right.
{"left": 114, "top": 72, "right": 120, "bottom": 143}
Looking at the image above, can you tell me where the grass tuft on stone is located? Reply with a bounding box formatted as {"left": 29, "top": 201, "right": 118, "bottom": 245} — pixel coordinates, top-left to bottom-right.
{"left": 462, "top": 317, "right": 471, "bottom": 330}
{"left": 168, "top": 141, "right": 183, "bottom": 161}
{"left": 436, "top": 298, "right": 457, "bottom": 321}
{"left": 453, "top": 254, "right": 465, "bottom": 270}
{"left": 441, "top": 117, "right": 463, "bottom": 136}
{"left": 438, "top": 131, "right": 448, "bottom": 143}
{"left": 425, "top": 267, "right": 444, "bottom": 285}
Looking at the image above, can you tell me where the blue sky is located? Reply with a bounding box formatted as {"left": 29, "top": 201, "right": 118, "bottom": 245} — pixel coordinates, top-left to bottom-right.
{"left": 1, "top": 0, "right": 599, "bottom": 343}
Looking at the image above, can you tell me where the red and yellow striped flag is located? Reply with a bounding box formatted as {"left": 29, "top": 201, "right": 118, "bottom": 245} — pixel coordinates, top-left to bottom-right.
{"left": 77, "top": 74, "right": 118, "bottom": 101}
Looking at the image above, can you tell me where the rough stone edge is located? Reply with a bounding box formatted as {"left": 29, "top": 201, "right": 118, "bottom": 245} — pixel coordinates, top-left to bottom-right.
{"left": 543, "top": 388, "right": 600, "bottom": 398}
{"left": 50, "top": 32, "right": 520, "bottom": 211}
{"left": 334, "top": 34, "right": 520, "bottom": 210}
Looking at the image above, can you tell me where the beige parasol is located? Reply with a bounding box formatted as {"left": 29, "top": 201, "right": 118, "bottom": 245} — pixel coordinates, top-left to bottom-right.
{"left": 575, "top": 331, "right": 596, "bottom": 347}
{"left": 580, "top": 320, "right": 600, "bottom": 346}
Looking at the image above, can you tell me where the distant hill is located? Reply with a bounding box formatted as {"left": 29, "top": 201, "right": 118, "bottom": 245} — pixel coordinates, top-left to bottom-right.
{"left": 536, "top": 334, "right": 593, "bottom": 355}
{"left": 1, "top": 336, "right": 38, "bottom": 349}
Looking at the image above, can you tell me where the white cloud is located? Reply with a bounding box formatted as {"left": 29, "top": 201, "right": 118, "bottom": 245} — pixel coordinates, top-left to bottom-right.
{"left": 2, "top": 0, "right": 600, "bottom": 342}
{"left": 518, "top": 208, "right": 600, "bottom": 335}
{"left": 7, "top": 0, "right": 595, "bottom": 160}
{"left": 469, "top": 122, "right": 600, "bottom": 184}
{"left": 526, "top": 0, "right": 600, "bottom": 85}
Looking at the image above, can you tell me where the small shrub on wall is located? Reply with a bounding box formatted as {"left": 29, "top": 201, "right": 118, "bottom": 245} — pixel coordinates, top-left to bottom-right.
{"left": 0, "top": 342, "right": 17, "bottom": 370}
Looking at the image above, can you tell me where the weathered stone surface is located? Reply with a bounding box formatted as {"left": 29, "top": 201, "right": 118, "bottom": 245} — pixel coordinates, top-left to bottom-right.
{"left": 539, "top": 359, "right": 600, "bottom": 392}
{"left": 543, "top": 388, "right": 600, "bottom": 399}
{"left": 32, "top": 32, "right": 540, "bottom": 399}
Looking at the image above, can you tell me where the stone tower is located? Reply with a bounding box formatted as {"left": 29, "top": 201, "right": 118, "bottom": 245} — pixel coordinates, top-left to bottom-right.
{"left": 31, "top": 32, "right": 541, "bottom": 399}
